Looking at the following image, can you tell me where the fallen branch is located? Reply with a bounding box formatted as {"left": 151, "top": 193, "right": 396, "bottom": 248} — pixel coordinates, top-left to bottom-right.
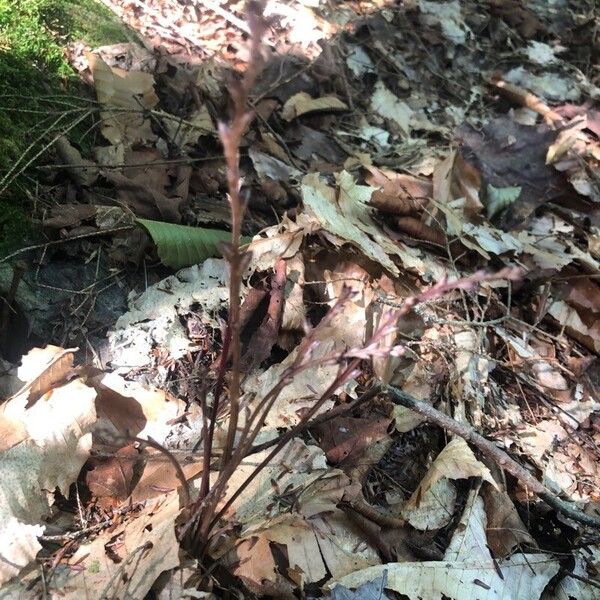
{"left": 385, "top": 384, "right": 600, "bottom": 529}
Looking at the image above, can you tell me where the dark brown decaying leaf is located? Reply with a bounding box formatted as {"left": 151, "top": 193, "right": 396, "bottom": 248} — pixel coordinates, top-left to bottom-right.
{"left": 85, "top": 443, "right": 139, "bottom": 503}
{"left": 241, "top": 258, "right": 287, "bottom": 371}
{"left": 365, "top": 166, "right": 432, "bottom": 215}
{"left": 311, "top": 415, "right": 391, "bottom": 465}
{"left": 456, "top": 117, "right": 568, "bottom": 228}
{"left": 43, "top": 204, "right": 98, "bottom": 229}
{"left": 103, "top": 170, "right": 183, "bottom": 223}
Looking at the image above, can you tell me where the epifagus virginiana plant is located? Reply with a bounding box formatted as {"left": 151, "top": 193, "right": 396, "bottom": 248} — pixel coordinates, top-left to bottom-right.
{"left": 178, "top": 0, "right": 531, "bottom": 566}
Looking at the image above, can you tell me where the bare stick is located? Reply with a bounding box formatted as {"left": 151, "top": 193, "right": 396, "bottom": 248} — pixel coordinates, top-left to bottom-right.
{"left": 385, "top": 384, "right": 600, "bottom": 528}
{"left": 487, "top": 77, "right": 564, "bottom": 126}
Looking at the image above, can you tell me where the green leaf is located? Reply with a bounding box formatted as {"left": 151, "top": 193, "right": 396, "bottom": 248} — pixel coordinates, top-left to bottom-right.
{"left": 486, "top": 184, "right": 521, "bottom": 219}
{"left": 137, "top": 218, "right": 235, "bottom": 269}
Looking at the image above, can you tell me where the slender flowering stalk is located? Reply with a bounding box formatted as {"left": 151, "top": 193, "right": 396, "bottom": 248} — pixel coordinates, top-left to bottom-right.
{"left": 210, "top": 2, "right": 267, "bottom": 470}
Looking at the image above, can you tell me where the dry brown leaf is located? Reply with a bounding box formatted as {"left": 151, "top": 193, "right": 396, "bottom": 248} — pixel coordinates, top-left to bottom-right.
{"left": 85, "top": 443, "right": 139, "bottom": 503}
{"left": 481, "top": 485, "right": 536, "bottom": 557}
{"left": 43, "top": 204, "right": 98, "bottom": 229}
{"left": 312, "top": 415, "right": 391, "bottom": 465}
{"left": 88, "top": 52, "right": 158, "bottom": 145}
{"left": 235, "top": 535, "right": 279, "bottom": 588}
{"left": 131, "top": 448, "right": 203, "bottom": 503}
{"left": 53, "top": 136, "right": 98, "bottom": 186}
{"left": 103, "top": 170, "right": 183, "bottom": 223}
{"left": 92, "top": 372, "right": 187, "bottom": 446}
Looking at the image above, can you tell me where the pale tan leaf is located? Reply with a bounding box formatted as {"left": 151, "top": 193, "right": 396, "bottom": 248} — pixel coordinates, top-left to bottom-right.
{"left": 13, "top": 345, "right": 75, "bottom": 405}
{"left": 392, "top": 406, "right": 426, "bottom": 433}
{"left": 56, "top": 492, "right": 181, "bottom": 599}
{"left": 550, "top": 548, "right": 600, "bottom": 600}
{"left": 444, "top": 491, "right": 489, "bottom": 561}
{"left": 312, "top": 512, "right": 380, "bottom": 579}
{"left": 403, "top": 438, "right": 497, "bottom": 514}
{"left": 334, "top": 486, "right": 558, "bottom": 598}
{"left": 301, "top": 172, "right": 399, "bottom": 275}
{"left": 548, "top": 300, "right": 600, "bottom": 354}
{"left": 88, "top": 52, "right": 158, "bottom": 145}
{"left": 234, "top": 510, "right": 379, "bottom": 591}
{"left": 245, "top": 339, "right": 342, "bottom": 429}
{"left": 401, "top": 477, "right": 457, "bottom": 530}
{"left": 333, "top": 555, "right": 559, "bottom": 600}
{"left": 281, "top": 92, "right": 347, "bottom": 121}
{"left": 162, "top": 105, "right": 216, "bottom": 149}
{"left": 222, "top": 440, "right": 342, "bottom": 528}
{"left": 0, "top": 379, "right": 96, "bottom": 584}
{"left": 418, "top": 0, "right": 471, "bottom": 45}
{"left": 280, "top": 254, "right": 306, "bottom": 331}
{"left": 0, "top": 519, "right": 44, "bottom": 586}
{"left": 246, "top": 225, "right": 304, "bottom": 276}
{"left": 370, "top": 81, "right": 413, "bottom": 135}
{"left": 267, "top": 520, "right": 328, "bottom": 583}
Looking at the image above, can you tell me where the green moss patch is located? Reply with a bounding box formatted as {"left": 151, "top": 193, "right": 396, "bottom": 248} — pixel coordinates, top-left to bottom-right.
{"left": 0, "top": 0, "right": 131, "bottom": 253}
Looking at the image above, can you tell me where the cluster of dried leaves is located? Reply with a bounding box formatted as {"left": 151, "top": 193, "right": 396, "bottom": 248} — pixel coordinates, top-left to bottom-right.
{"left": 1, "top": 0, "right": 600, "bottom": 599}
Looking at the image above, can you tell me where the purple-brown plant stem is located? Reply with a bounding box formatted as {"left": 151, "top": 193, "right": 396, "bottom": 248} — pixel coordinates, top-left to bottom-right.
{"left": 218, "top": 3, "right": 266, "bottom": 465}
{"left": 205, "top": 357, "right": 363, "bottom": 538}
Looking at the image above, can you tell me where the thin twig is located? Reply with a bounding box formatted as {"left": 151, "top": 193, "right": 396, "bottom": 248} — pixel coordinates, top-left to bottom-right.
{"left": 0, "top": 226, "right": 133, "bottom": 264}
{"left": 39, "top": 504, "right": 143, "bottom": 543}
{"left": 487, "top": 76, "right": 564, "bottom": 126}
